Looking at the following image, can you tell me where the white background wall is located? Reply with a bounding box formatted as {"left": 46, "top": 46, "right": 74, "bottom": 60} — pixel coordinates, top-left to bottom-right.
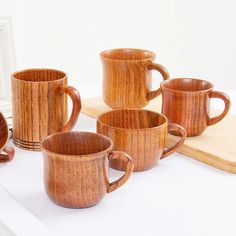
{"left": 0, "top": 0, "right": 236, "bottom": 98}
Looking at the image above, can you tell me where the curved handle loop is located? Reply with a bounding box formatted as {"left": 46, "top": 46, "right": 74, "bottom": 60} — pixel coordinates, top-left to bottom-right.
{"left": 162, "top": 123, "right": 186, "bottom": 159}
{"left": 207, "top": 91, "right": 231, "bottom": 126}
{"left": 58, "top": 85, "right": 81, "bottom": 132}
{"left": 146, "top": 62, "right": 170, "bottom": 101}
{"left": 107, "top": 151, "right": 134, "bottom": 193}
{"left": 0, "top": 144, "right": 15, "bottom": 163}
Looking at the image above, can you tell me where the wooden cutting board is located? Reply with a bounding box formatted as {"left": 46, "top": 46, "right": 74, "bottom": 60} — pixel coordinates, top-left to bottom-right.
{"left": 81, "top": 96, "right": 236, "bottom": 174}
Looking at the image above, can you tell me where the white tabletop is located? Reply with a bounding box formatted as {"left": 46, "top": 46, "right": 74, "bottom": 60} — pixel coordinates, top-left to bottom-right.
{"left": 0, "top": 90, "right": 236, "bottom": 236}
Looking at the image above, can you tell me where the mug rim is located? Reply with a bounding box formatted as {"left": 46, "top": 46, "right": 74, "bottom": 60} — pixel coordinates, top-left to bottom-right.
{"left": 97, "top": 109, "right": 168, "bottom": 131}
{"left": 41, "top": 131, "right": 113, "bottom": 159}
{"left": 12, "top": 68, "right": 67, "bottom": 83}
{"left": 0, "top": 112, "right": 9, "bottom": 152}
{"left": 161, "top": 78, "right": 214, "bottom": 93}
{"left": 100, "top": 48, "right": 156, "bottom": 61}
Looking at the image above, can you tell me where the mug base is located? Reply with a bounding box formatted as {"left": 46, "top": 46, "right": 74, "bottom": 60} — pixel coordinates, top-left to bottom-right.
{"left": 103, "top": 98, "right": 149, "bottom": 109}
{"left": 13, "top": 137, "right": 41, "bottom": 151}
{"left": 50, "top": 200, "right": 98, "bottom": 209}
{"left": 46, "top": 194, "right": 101, "bottom": 209}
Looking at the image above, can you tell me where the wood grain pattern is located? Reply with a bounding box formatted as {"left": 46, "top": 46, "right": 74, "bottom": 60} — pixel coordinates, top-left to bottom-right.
{"left": 0, "top": 112, "right": 15, "bottom": 163}
{"left": 97, "top": 109, "right": 186, "bottom": 171}
{"left": 81, "top": 96, "right": 236, "bottom": 173}
{"left": 161, "top": 78, "right": 230, "bottom": 136}
{"left": 12, "top": 69, "right": 81, "bottom": 151}
{"left": 41, "top": 131, "right": 134, "bottom": 208}
{"left": 100, "top": 48, "right": 169, "bottom": 108}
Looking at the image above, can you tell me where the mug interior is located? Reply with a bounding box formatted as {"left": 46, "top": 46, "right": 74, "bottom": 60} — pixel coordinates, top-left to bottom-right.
{"left": 161, "top": 78, "right": 213, "bottom": 92}
{"left": 98, "top": 109, "right": 166, "bottom": 129}
{"left": 12, "top": 69, "right": 66, "bottom": 82}
{"left": 0, "top": 113, "right": 8, "bottom": 150}
{"left": 42, "top": 131, "right": 112, "bottom": 156}
{"left": 100, "top": 48, "right": 155, "bottom": 61}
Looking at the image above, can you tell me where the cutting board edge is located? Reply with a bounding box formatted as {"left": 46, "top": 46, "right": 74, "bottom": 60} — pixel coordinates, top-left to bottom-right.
{"left": 175, "top": 142, "right": 236, "bottom": 174}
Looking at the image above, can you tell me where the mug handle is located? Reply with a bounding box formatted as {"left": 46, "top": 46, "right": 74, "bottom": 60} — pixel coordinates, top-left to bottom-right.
{"left": 58, "top": 85, "right": 82, "bottom": 132}
{"left": 207, "top": 91, "right": 231, "bottom": 126}
{"left": 161, "top": 123, "right": 186, "bottom": 159}
{"left": 146, "top": 62, "right": 170, "bottom": 101}
{"left": 0, "top": 144, "right": 15, "bottom": 163}
{"left": 107, "top": 151, "right": 134, "bottom": 193}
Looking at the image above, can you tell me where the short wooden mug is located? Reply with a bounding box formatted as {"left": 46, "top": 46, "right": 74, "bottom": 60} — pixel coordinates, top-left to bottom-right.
{"left": 12, "top": 68, "right": 81, "bottom": 151}
{"left": 0, "top": 112, "right": 15, "bottom": 163}
{"left": 41, "top": 131, "right": 134, "bottom": 208}
{"left": 100, "top": 48, "right": 170, "bottom": 108}
{"left": 161, "top": 78, "right": 231, "bottom": 136}
{"left": 97, "top": 109, "right": 186, "bottom": 172}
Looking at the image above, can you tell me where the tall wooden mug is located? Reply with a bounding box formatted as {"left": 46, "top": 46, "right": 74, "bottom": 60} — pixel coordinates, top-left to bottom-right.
{"left": 0, "top": 112, "right": 15, "bottom": 163}
{"left": 100, "top": 48, "right": 170, "bottom": 108}
{"left": 12, "top": 68, "right": 81, "bottom": 151}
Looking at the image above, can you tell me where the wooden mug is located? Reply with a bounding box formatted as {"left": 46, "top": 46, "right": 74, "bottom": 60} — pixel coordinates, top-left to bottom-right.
{"left": 100, "top": 48, "right": 170, "bottom": 108}
{"left": 12, "top": 68, "right": 81, "bottom": 151}
{"left": 41, "top": 131, "right": 134, "bottom": 208}
{"left": 161, "top": 78, "right": 231, "bottom": 136}
{"left": 0, "top": 112, "right": 15, "bottom": 163}
{"left": 97, "top": 109, "right": 186, "bottom": 172}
